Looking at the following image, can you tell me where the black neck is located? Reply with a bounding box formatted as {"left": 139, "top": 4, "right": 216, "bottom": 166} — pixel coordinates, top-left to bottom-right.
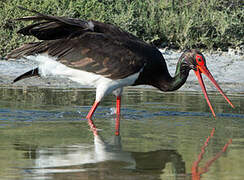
{"left": 154, "top": 59, "right": 190, "bottom": 91}
{"left": 168, "top": 60, "right": 190, "bottom": 91}
{"left": 133, "top": 54, "right": 190, "bottom": 91}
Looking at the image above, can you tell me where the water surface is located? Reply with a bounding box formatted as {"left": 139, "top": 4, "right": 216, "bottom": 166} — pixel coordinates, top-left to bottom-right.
{"left": 0, "top": 86, "right": 243, "bottom": 180}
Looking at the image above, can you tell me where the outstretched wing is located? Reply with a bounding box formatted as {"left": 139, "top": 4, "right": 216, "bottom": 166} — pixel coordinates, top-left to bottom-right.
{"left": 13, "top": 6, "right": 96, "bottom": 40}
{"left": 12, "top": 6, "right": 140, "bottom": 41}
{"left": 7, "top": 7, "right": 156, "bottom": 79}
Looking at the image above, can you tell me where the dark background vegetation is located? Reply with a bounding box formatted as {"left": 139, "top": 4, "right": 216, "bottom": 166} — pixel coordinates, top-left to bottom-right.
{"left": 0, "top": 0, "right": 243, "bottom": 57}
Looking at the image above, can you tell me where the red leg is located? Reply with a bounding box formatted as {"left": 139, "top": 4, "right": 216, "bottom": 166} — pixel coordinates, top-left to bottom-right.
{"left": 115, "top": 96, "right": 121, "bottom": 136}
{"left": 86, "top": 101, "right": 100, "bottom": 136}
{"left": 86, "top": 101, "right": 100, "bottom": 119}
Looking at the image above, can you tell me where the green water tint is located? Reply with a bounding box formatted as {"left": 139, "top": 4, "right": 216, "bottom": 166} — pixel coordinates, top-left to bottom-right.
{"left": 0, "top": 86, "right": 243, "bottom": 180}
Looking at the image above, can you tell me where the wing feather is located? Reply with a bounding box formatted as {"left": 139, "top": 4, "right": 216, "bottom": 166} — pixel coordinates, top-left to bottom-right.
{"left": 7, "top": 7, "right": 159, "bottom": 79}
{"left": 55, "top": 33, "right": 146, "bottom": 79}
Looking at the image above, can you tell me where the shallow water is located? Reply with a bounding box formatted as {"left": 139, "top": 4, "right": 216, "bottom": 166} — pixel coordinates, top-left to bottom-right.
{"left": 0, "top": 86, "right": 243, "bottom": 180}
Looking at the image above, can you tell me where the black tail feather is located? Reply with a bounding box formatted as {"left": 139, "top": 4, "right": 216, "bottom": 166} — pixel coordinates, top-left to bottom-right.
{"left": 13, "top": 68, "right": 39, "bottom": 83}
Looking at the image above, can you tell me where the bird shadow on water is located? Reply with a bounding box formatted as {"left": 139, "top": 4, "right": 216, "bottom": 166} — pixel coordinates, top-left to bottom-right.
{"left": 88, "top": 117, "right": 232, "bottom": 180}
{"left": 15, "top": 118, "right": 186, "bottom": 180}
{"left": 12, "top": 114, "right": 232, "bottom": 180}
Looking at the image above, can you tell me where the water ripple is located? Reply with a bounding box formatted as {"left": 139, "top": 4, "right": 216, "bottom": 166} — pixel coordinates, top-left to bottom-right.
{"left": 154, "top": 111, "right": 244, "bottom": 118}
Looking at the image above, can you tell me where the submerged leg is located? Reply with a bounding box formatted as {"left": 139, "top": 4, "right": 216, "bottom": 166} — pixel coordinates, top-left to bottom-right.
{"left": 115, "top": 96, "right": 121, "bottom": 136}
{"left": 87, "top": 118, "right": 98, "bottom": 136}
{"left": 112, "top": 88, "right": 123, "bottom": 136}
{"left": 86, "top": 101, "right": 100, "bottom": 135}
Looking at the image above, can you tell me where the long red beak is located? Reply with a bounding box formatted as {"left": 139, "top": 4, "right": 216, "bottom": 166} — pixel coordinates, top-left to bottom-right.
{"left": 194, "top": 65, "right": 234, "bottom": 117}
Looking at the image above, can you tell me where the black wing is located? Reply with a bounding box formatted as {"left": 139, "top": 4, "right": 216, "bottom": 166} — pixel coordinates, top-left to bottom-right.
{"left": 12, "top": 6, "right": 139, "bottom": 41}
{"left": 7, "top": 7, "right": 161, "bottom": 80}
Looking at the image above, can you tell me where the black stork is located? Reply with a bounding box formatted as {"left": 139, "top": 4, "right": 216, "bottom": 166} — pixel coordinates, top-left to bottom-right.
{"left": 7, "top": 7, "right": 234, "bottom": 122}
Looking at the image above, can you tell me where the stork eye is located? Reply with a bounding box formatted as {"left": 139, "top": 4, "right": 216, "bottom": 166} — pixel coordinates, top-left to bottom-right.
{"left": 196, "top": 55, "right": 204, "bottom": 65}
